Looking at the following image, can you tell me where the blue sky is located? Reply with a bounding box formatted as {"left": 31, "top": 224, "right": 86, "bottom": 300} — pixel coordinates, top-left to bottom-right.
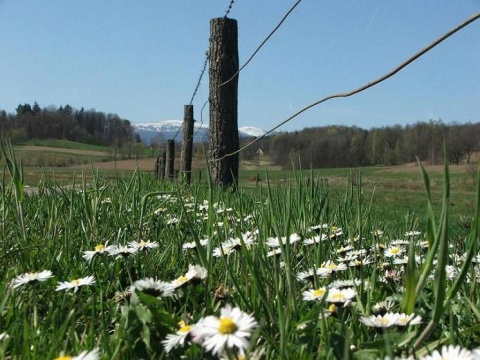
{"left": 0, "top": 1, "right": 479, "bottom": 132}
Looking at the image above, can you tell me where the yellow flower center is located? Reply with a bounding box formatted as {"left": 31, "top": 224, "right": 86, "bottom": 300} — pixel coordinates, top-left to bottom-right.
{"left": 218, "top": 317, "right": 238, "bottom": 334}
{"left": 94, "top": 244, "right": 104, "bottom": 251}
{"left": 54, "top": 356, "right": 72, "bottom": 360}
{"left": 138, "top": 241, "right": 148, "bottom": 247}
{"left": 313, "top": 288, "right": 326, "bottom": 298}
{"left": 179, "top": 325, "right": 192, "bottom": 333}
{"left": 176, "top": 276, "right": 188, "bottom": 285}
{"left": 330, "top": 293, "right": 345, "bottom": 302}
{"left": 379, "top": 317, "right": 390, "bottom": 325}
{"left": 391, "top": 247, "right": 399, "bottom": 254}
{"left": 328, "top": 304, "right": 338, "bottom": 313}
{"left": 326, "top": 263, "right": 337, "bottom": 270}
{"left": 71, "top": 279, "right": 81, "bottom": 285}
{"left": 355, "top": 260, "right": 362, "bottom": 267}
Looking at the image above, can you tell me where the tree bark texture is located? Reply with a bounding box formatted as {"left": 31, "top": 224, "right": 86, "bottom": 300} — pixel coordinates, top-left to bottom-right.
{"left": 209, "top": 17, "right": 239, "bottom": 189}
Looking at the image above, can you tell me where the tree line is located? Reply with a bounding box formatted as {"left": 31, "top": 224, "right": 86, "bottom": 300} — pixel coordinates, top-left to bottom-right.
{"left": 241, "top": 120, "right": 480, "bottom": 169}
{"left": 0, "top": 102, "right": 141, "bottom": 147}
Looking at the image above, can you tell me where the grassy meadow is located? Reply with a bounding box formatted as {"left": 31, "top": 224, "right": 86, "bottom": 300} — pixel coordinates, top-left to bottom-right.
{"left": 1, "top": 143, "right": 480, "bottom": 359}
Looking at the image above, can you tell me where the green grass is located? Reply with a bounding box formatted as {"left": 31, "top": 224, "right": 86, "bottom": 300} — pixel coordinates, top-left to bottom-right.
{"left": 1, "top": 144, "right": 480, "bottom": 359}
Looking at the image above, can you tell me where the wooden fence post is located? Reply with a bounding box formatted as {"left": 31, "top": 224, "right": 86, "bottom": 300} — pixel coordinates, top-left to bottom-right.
{"left": 209, "top": 17, "right": 239, "bottom": 189}
{"left": 160, "top": 151, "right": 166, "bottom": 179}
{"left": 181, "top": 105, "right": 194, "bottom": 185}
{"left": 165, "top": 140, "right": 175, "bottom": 180}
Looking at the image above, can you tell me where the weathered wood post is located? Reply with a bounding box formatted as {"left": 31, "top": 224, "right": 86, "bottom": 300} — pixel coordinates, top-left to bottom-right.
{"left": 165, "top": 139, "right": 175, "bottom": 180}
{"left": 209, "top": 17, "right": 239, "bottom": 189}
{"left": 154, "top": 156, "right": 160, "bottom": 178}
{"left": 159, "top": 150, "right": 166, "bottom": 179}
{"left": 181, "top": 105, "right": 195, "bottom": 185}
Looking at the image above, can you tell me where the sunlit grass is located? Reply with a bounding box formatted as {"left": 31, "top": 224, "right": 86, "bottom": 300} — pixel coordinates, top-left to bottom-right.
{"left": 1, "top": 146, "right": 480, "bottom": 359}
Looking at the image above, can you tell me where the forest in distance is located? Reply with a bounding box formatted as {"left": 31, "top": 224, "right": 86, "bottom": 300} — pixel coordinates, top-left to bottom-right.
{"left": 0, "top": 102, "right": 479, "bottom": 170}
{"left": 242, "top": 120, "right": 480, "bottom": 169}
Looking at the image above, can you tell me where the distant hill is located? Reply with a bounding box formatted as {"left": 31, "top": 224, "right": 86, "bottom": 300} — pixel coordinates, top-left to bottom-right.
{"left": 132, "top": 120, "right": 269, "bottom": 144}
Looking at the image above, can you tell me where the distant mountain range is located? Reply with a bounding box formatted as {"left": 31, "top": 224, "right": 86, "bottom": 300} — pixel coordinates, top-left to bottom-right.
{"left": 133, "top": 120, "right": 269, "bottom": 144}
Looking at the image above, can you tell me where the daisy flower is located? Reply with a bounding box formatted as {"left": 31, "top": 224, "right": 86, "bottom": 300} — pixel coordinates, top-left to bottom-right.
{"left": 405, "top": 231, "right": 421, "bottom": 237}
{"left": 329, "top": 226, "right": 343, "bottom": 239}
{"left": 129, "top": 278, "right": 174, "bottom": 297}
{"left": 421, "top": 345, "right": 475, "bottom": 360}
{"left": 395, "top": 313, "right": 422, "bottom": 326}
{"left": 191, "top": 304, "right": 258, "bottom": 357}
{"left": 11, "top": 270, "right": 53, "bottom": 289}
{"left": 53, "top": 348, "right": 100, "bottom": 360}
{"left": 107, "top": 245, "right": 138, "bottom": 258}
{"left": 213, "top": 245, "right": 236, "bottom": 257}
{"left": 128, "top": 240, "right": 159, "bottom": 251}
{"left": 82, "top": 243, "right": 112, "bottom": 262}
{"left": 330, "top": 278, "right": 364, "bottom": 289}
{"left": 309, "top": 223, "right": 329, "bottom": 232}
{"left": 302, "top": 287, "right": 327, "bottom": 301}
{"left": 316, "top": 261, "right": 348, "bottom": 277}
{"left": 162, "top": 320, "right": 193, "bottom": 353}
{"left": 266, "top": 233, "right": 301, "bottom": 248}
{"left": 304, "top": 234, "right": 328, "bottom": 245}
{"left": 296, "top": 269, "right": 316, "bottom": 282}
{"left": 384, "top": 246, "right": 405, "bottom": 257}
{"left": 359, "top": 313, "right": 400, "bottom": 328}
{"left": 326, "top": 287, "right": 356, "bottom": 305}
{"left": 56, "top": 276, "right": 95, "bottom": 292}
{"left": 183, "top": 238, "right": 209, "bottom": 250}
{"left": 372, "top": 300, "right": 396, "bottom": 315}
{"left": 170, "top": 265, "right": 208, "bottom": 289}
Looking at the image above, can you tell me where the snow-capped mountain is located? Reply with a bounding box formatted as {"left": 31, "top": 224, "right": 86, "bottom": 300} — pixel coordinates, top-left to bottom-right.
{"left": 133, "top": 120, "right": 269, "bottom": 144}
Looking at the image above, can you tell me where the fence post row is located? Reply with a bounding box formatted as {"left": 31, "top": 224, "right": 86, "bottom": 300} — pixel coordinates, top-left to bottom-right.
{"left": 181, "top": 105, "right": 195, "bottom": 185}
{"left": 209, "top": 17, "right": 240, "bottom": 189}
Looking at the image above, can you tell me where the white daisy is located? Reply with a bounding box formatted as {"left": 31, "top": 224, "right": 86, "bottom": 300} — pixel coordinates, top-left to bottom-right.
{"left": 11, "top": 270, "right": 54, "bottom": 289}
{"left": 405, "top": 231, "right": 421, "bottom": 237}
{"left": 213, "top": 245, "right": 236, "bottom": 257}
{"left": 170, "top": 265, "right": 208, "bottom": 289}
{"left": 183, "top": 238, "right": 209, "bottom": 250}
{"left": 372, "top": 300, "right": 396, "bottom": 315}
{"left": 53, "top": 348, "right": 100, "bottom": 360}
{"left": 421, "top": 345, "right": 475, "bottom": 360}
{"left": 316, "top": 261, "right": 348, "bottom": 277}
{"left": 296, "top": 269, "right": 316, "bottom": 282}
{"left": 267, "top": 248, "right": 282, "bottom": 257}
{"left": 302, "top": 287, "right": 327, "bottom": 301}
{"left": 384, "top": 246, "right": 405, "bottom": 257}
{"left": 266, "top": 233, "right": 301, "bottom": 248}
{"left": 304, "top": 234, "right": 328, "bottom": 245}
{"left": 162, "top": 320, "right": 193, "bottom": 353}
{"left": 128, "top": 240, "right": 159, "bottom": 251}
{"left": 395, "top": 313, "right": 422, "bottom": 326}
{"left": 107, "top": 245, "right": 138, "bottom": 258}
{"left": 82, "top": 243, "right": 112, "bottom": 262}
{"left": 191, "top": 304, "right": 258, "bottom": 357}
{"left": 326, "top": 287, "right": 356, "bottom": 304}
{"left": 359, "top": 313, "right": 400, "bottom": 328}
{"left": 129, "top": 278, "right": 174, "bottom": 297}
{"left": 309, "top": 223, "right": 329, "bottom": 232}
{"left": 56, "top": 276, "right": 96, "bottom": 292}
